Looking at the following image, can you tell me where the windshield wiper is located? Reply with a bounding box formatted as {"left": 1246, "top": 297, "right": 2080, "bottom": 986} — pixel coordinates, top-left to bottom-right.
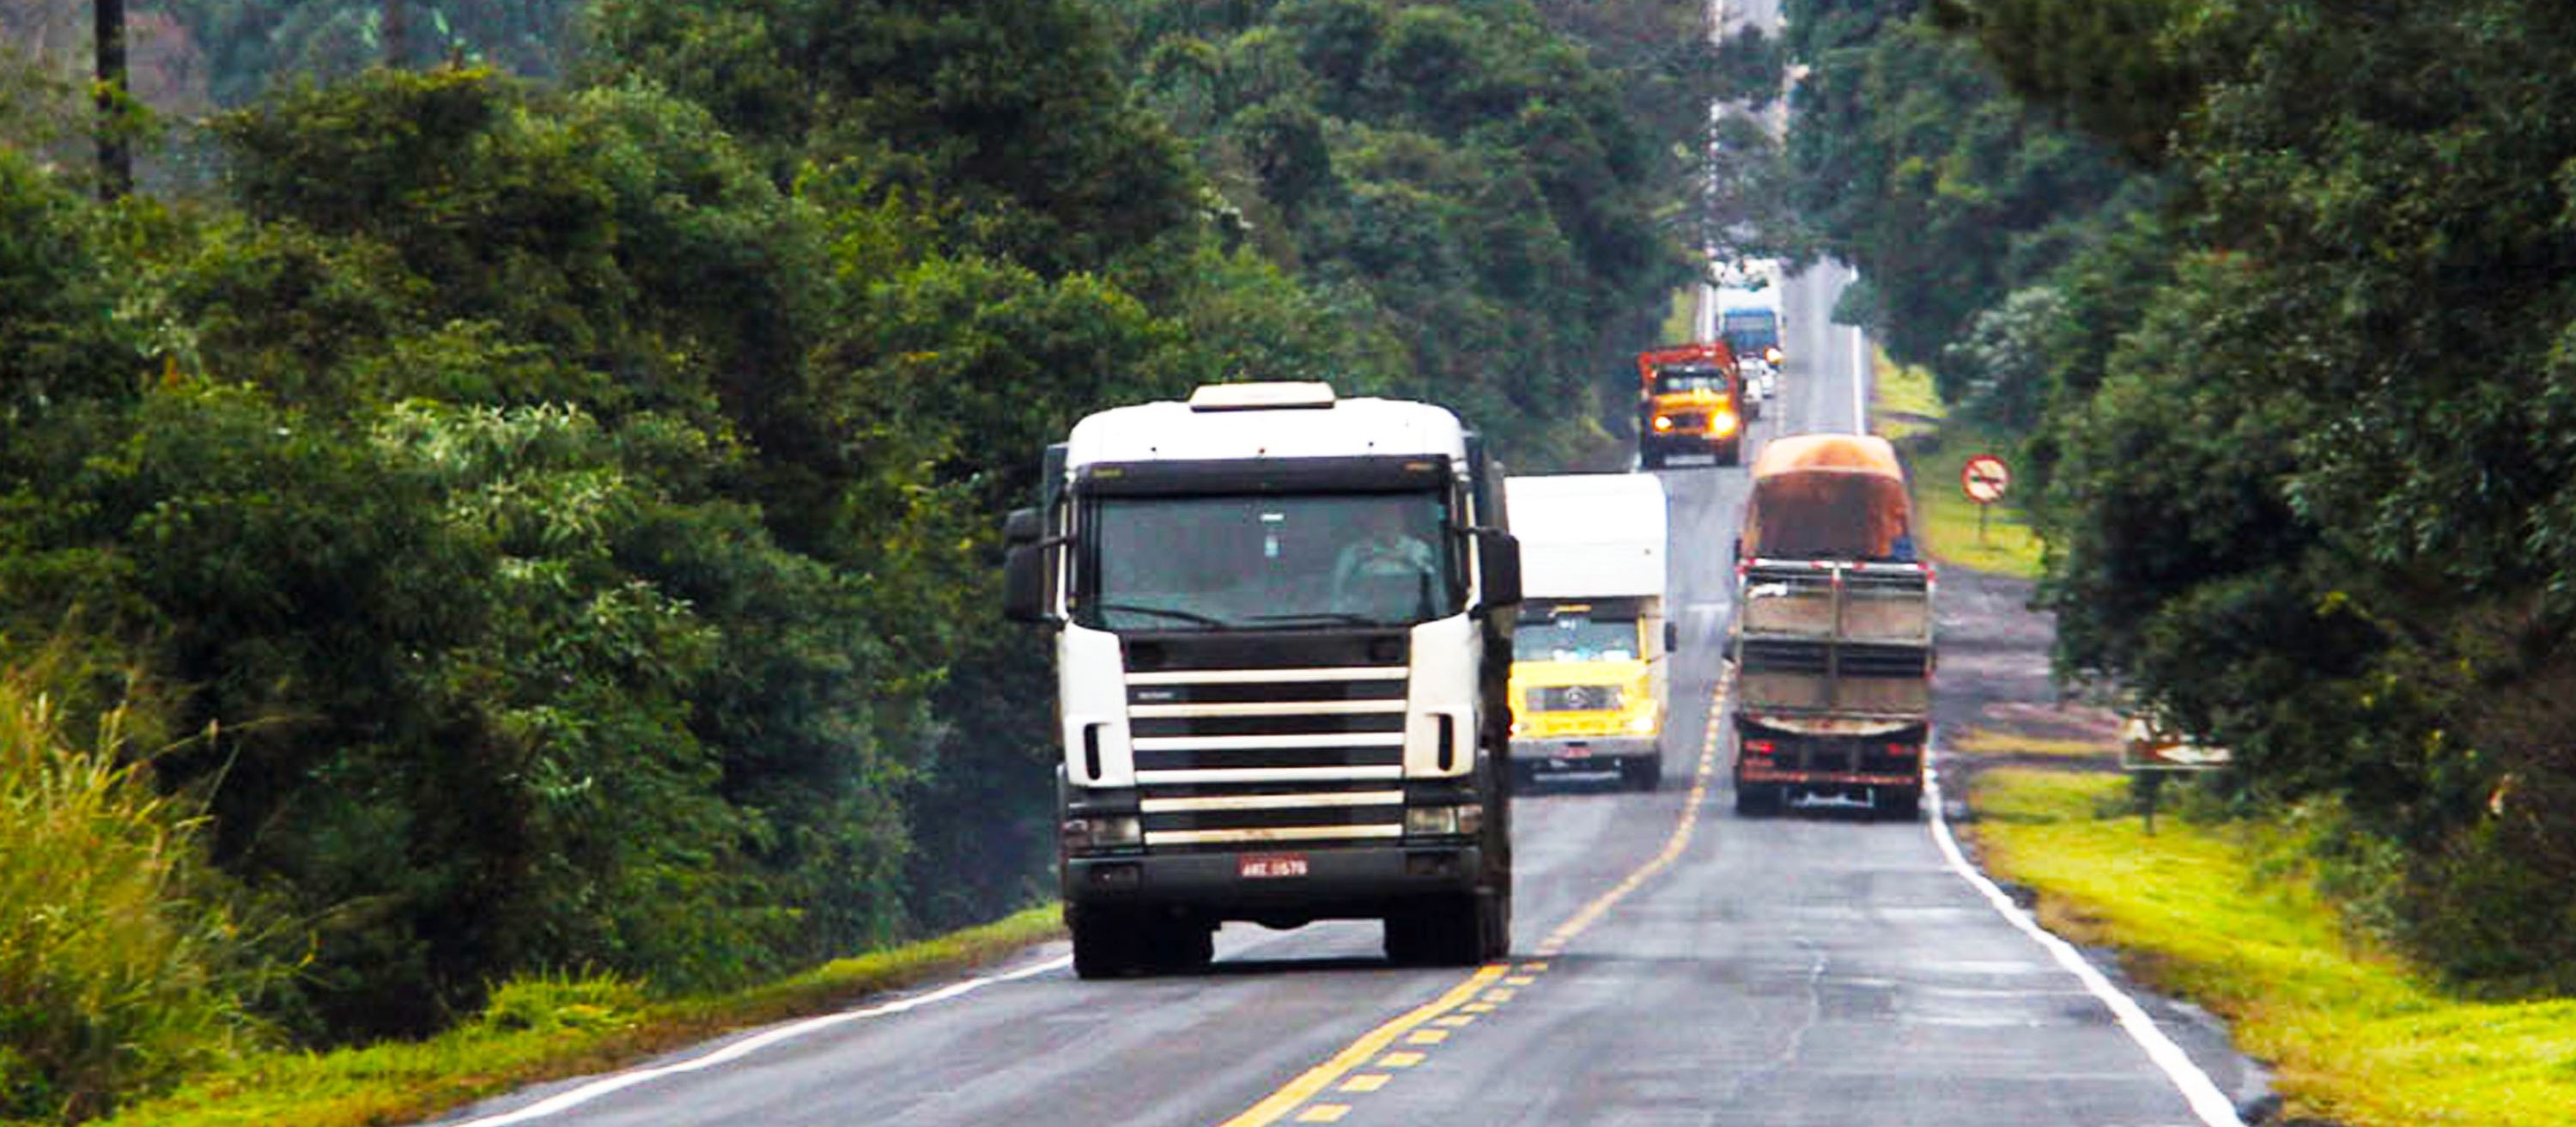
{"left": 1095, "top": 602, "right": 1231, "bottom": 627}
{"left": 1246, "top": 611, "right": 1391, "bottom": 626}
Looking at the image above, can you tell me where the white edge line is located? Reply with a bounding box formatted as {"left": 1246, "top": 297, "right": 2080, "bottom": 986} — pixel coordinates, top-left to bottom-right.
{"left": 448, "top": 955, "right": 1072, "bottom": 1126}
{"left": 1925, "top": 759, "right": 2245, "bottom": 1126}
{"left": 1849, "top": 317, "right": 1868, "bottom": 434}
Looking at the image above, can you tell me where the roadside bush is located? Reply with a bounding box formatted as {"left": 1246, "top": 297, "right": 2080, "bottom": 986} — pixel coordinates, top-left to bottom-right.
{"left": 0, "top": 668, "right": 264, "bottom": 1123}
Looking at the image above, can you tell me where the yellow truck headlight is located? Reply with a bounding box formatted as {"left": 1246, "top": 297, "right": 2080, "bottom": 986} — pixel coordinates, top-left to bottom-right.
{"left": 1712, "top": 410, "right": 1741, "bottom": 436}
{"left": 1652, "top": 415, "right": 1676, "bottom": 432}
{"left": 1626, "top": 710, "right": 1658, "bottom": 734}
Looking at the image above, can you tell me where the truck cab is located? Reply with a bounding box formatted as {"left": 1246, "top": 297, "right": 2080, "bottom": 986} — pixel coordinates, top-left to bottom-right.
{"left": 1005, "top": 382, "right": 1522, "bottom": 977}
{"left": 1503, "top": 474, "right": 1674, "bottom": 790}
{"left": 1636, "top": 342, "right": 1746, "bottom": 469}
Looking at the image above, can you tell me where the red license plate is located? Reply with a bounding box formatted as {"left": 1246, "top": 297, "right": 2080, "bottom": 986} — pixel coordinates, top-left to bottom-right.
{"left": 1239, "top": 853, "right": 1309, "bottom": 879}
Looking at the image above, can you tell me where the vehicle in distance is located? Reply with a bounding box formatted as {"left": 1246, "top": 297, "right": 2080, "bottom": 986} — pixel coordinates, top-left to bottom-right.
{"left": 1716, "top": 258, "right": 1786, "bottom": 368}
{"left": 1636, "top": 342, "right": 1746, "bottom": 469}
{"left": 1727, "top": 434, "right": 1934, "bottom": 819}
{"left": 1504, "top": 473, "right": 1674, "bottom": 791}
{"left": 1004, "top": 381, "right": 1523, "bottom": 977}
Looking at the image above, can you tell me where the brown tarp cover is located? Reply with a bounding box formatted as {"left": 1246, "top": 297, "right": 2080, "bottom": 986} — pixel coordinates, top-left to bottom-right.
{"left": 1742, "top": 435, "right": 1913, "bottom": 559}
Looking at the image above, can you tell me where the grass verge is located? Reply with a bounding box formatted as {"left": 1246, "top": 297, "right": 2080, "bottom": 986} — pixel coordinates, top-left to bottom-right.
{"left": 1868, "top": 349, "right": 2043, "bottom": 578}
{"left": 1965, "top": 768, "right": 2576, "bottom": 1127}
{"left": 1660, "top": 284, "right": 1697, "bottom": 344}
{"left": 96, "top": 906, "right": 1065, "bottom": 1127}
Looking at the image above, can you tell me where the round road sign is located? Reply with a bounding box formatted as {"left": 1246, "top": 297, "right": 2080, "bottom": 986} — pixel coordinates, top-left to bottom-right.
{"left": 1961, "top": 454, "right": 2011, "bottom": 504}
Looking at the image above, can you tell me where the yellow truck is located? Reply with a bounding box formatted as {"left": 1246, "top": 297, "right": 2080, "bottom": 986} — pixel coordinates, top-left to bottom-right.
{"left": 1504, "top": 473, "right": 1674, "bottom": 790}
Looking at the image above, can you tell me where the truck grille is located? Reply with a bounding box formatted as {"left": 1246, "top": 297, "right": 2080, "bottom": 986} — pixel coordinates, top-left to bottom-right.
{"left": 1124, "top": 632, "right": 1410, "bottom": 849}
{"left": 1526, "top": 685, "right": 1625, "bottom": 711}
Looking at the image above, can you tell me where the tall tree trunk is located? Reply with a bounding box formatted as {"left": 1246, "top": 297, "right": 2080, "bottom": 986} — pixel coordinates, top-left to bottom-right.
{"left": 94, "top": 0, "right": 130, "bottom": 200}
{"left": 386, "top": 0, "right": 408, "bottom": 68}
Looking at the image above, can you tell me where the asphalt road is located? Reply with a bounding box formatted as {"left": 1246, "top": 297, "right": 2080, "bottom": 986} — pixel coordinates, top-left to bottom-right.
{"left": 428, "top": 269, "right": 2262, "bottom": 1127}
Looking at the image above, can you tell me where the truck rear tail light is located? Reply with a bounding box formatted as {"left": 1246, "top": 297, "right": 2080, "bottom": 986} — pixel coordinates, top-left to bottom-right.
{"left": 1743, "top": 740, "right": 1776, "bottom": 756}
{"left": 1886, "top": 743, "right": 1917, "bottom": 757}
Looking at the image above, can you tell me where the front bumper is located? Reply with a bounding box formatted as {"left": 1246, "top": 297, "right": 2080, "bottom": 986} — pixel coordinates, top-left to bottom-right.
{"left": 1511, "top": 736, "right": 1660, "bottom": 778}
{"left": 1062, "top": 842, "right": 1485, "bottom": 919}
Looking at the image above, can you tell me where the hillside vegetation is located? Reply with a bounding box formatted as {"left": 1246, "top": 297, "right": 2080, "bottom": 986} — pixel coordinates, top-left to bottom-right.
{"left": 0, "top": 2, "right": 1716, "bottom": 1119}
{"left": 1793, "top": 0, "right": 2576, "bottom": 998}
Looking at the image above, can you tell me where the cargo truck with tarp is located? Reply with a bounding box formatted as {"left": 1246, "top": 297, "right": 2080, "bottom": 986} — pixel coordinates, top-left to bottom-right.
{"left": 1504, "top": 473, "right": 1674, "bottom": 791}
{"left": 1725, "top": 434, "right": 1935, "bottom": 819}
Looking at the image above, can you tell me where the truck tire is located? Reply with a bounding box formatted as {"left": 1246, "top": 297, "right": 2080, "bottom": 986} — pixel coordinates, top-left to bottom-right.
{"left": 1717, "top": 442, "right": 1743, "bottom": 467}
{"left": 1640, "top": 446, "right": 1665, "bottom": 470}
{"left": 1069, "top": 905, "right": 1138, "bottom": 979}
{"left": 1139, "top": 916, "right": 1216, "bottom": 974}
{"left": 1386, "top": 896, "right": 1484, "bottom": 966}
{"left": 1877, "top": 786, "right": 1923, "bottom": 822}
{"left": 1733, "top": 781, "right": 1781, "bottom": 817}
{"left": 1625, "top": 753, "right": 1662, "bottom": 792}
{"left": 1475, "top": 887, "right": 1512, "bottom": 963}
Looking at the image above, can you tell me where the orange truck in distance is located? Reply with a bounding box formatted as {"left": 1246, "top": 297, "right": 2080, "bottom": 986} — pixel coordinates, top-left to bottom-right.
{"left": 1634, "top": 342, "right": 1745, "bottom": 469}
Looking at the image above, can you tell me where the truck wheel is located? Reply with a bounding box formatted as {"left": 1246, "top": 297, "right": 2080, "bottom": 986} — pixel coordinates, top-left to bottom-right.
{"left": 1625, "top": 754, "right": 1662, "bottom": 792}
{"left": 1069, "top": 906, "right": 1137, "bottom": 979}
{"left": 1476, "top": 889, "right": 1511, "bottom": 962}
{"left": 1878, "top": 787, "right": 1923, "bottom": 822}
{"left": 1733, "top": 782, "right": 1780, "bottom": 817}
{"left": 1385, "top": 897, "right": 1483, "bottom": 966}
{"left": 1640, "top": 447, "right": 1664, "bottom": 470}
{"left": 1718, "top": 443, "right": 1743, "bottom": 467}
{"left": 1140, "top": 917, "right": 1215, "bottom": 974}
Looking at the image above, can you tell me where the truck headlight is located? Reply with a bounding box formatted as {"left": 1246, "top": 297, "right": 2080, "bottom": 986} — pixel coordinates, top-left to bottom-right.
{"left": 1405, "top": 804, "right": 1483, "bottom": 838}
{"left": 1062, "top": 814, "right": 1143, "bottom": 853}
{"left": 1711, "top": 411, "right": 1741, "bottom": 436}
{"left": 1626, "top": 710, "right": 1658, "bottom": 734}
{"left": 1652, "top": 415, "right": 1676, "bottom": 432}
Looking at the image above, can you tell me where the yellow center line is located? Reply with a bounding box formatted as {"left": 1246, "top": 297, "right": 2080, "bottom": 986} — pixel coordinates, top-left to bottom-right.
{"left": 1210, "top": 679, "right": 1729, "bottom": 1127}
{"left": 1213, "top": 964, "right": 1507, "bottom": 1127}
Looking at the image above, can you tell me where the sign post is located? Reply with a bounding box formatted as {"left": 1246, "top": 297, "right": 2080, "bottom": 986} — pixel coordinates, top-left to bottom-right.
{"left": 1959, "top": 454, "right": 2011, "bottom": 545}
{"left": 2120, "top": 712, "right": 2234, "bottom": 833}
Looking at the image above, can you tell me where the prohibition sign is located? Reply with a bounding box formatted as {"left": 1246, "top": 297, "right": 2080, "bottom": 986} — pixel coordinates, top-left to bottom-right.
{"left": 1961, "top": 454, "right": 2011, "bottom": 503}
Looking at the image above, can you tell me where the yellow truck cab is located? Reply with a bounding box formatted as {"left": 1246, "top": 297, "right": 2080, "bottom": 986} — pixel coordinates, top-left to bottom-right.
{"left": 1504, "top": 474, "right": 1673, "bottom": 790}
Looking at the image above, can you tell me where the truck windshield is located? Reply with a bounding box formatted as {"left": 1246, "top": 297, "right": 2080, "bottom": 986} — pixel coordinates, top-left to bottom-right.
{"left": 1652, "top": 367, "right": 1730, "bottom": 395}
{"left": 1078, "top": 491, "right": 1461, "bottom": 631}
{"left": 1514, "top": 616, "right": 1638, "bottom": 661}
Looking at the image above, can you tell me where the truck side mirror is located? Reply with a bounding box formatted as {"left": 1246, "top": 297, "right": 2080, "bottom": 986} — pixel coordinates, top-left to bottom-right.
{"left": 1474, "top": 528, "right": 1522, "bottom": 608}
{"left": 1004, "top": 507, "right": 1042, "bottom": 548}
{"left": 1004, "top": 545, "right": 1051, "bottom": 623}
{"left": 1002, "top": 508, "right": 1054, "bottom": 624}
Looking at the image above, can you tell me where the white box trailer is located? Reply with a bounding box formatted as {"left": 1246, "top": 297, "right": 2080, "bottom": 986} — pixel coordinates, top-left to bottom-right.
{"left": 1503, "top": 474, "right": 1674, "bottom": 789}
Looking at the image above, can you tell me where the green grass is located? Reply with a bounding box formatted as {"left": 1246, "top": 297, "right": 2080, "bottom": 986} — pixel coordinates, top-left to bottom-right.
{"left": 0, "top": 672, "right": 262, "bottom": 1124}
{"left": 1968, "top": 769, "right": 2576, "bottom": 1127}
{"left": 1870, "top": 349, "right": 1943, "bottom": 442}
{"left": 96, "top": 907, "right": 1066, "bottom": 1127}
{"left": 1866, "top": 348, "right": 2044, "bottom": 579}
{"left": 1660, "top": 285, "right": 1697, "bottom": 344}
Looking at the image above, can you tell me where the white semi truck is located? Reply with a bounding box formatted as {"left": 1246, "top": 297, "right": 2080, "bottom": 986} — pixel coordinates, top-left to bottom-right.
{"left": 1003, "top": 382, "right": 1523, "bottom": 978}
{"left": 1504, "top": 474, "right": 1674, "bottom": 790}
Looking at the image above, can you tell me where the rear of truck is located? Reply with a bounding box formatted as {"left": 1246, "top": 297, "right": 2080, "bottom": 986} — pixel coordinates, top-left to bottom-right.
{"left": 1726, "top": 436, "right": 1934, "bottom": 819}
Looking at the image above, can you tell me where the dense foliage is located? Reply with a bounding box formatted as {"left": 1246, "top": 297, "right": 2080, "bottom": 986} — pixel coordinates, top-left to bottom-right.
{"left": 1795, "top": 0, "right": 2576, "bottom": 993}
{"left": 0, "top": 2, "right": 1698, "bottom": 1117}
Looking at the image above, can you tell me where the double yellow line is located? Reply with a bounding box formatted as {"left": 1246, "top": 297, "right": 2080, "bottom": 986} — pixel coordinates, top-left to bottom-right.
{"left": 1218, "top": 679, "right": 1728, "bottom": 1126}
